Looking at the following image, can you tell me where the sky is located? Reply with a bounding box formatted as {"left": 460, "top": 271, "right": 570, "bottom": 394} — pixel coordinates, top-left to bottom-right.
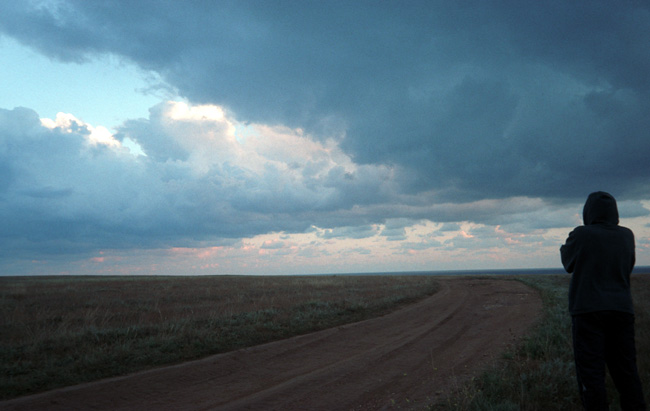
{"left": 1, "top": 1, "right": 650, "bottom": 276}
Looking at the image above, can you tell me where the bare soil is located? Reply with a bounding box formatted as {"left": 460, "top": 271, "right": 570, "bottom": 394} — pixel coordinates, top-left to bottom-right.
{"left": 1, "top": 277, "right": 542, "bottom": 410}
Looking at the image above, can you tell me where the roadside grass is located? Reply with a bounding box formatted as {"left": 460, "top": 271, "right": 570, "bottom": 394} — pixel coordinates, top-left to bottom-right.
{"left": 433, "top": 274, "right": 650, "bottom": 410}
{"left": 0, "top": 274, "right": 440, "bottom": 400}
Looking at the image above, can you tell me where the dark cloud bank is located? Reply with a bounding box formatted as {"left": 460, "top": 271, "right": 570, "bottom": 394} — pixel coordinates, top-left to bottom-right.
{"left": 1, "top": 1, "right": 650, "bottom": 263}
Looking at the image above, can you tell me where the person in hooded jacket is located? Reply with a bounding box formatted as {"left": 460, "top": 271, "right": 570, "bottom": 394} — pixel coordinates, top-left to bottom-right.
{"left": 561, "top": 191, "right": 646, "bottom": 410}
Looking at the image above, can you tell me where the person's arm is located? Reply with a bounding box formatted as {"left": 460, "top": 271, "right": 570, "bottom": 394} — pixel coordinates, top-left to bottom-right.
{"left": 560, "top": 229, "right": 578, "bottom": 273}
{"left": 629, "top": 230, "right": 636, "bottom": 271}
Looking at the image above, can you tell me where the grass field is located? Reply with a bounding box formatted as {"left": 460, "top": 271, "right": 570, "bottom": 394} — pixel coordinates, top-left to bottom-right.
{"left": 2, "top": 274, "right": 648, "bottom": 408}
{"left": 434, "top": 274, "right": 650, "bottom": 410}
{"left": 0, "top": 274, "right": 441, "bottom": 400}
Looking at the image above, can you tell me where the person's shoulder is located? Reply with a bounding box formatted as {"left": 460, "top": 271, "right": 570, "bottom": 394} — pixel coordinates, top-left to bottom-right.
{"left": 570, "top": 225, "right": 589, "bottom": 234}
{"left": 565, "top": 225, "right": 589, "bottom": 241}
{"left": 598, "top": 224, "right": 634, "bottom": 240}
{"left": 618, "top": 225, "right": 635, "bottom": 236}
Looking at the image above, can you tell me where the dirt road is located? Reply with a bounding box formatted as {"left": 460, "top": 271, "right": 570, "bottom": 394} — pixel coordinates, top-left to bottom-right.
{"left": 1, "top": 277, "right": 542, "bottom": 410}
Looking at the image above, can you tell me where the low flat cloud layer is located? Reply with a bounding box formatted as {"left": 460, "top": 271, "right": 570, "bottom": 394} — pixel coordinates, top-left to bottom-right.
{"left": 1, "top": 1, "right": 649, "bottom": 274}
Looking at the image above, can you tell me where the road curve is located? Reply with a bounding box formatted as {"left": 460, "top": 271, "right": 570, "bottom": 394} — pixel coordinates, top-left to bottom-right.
{"left": 1, "top": 277, "right": 542, "bottom": 411}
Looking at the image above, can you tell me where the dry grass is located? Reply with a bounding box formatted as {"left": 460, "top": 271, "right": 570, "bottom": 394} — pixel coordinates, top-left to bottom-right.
{"left": 0, "top": 274, "right": 441, "bottom": 400}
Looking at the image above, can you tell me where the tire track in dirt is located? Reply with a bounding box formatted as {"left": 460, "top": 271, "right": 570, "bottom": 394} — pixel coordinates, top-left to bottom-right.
{"left": 1, "top": 277, "right": 542, "bottom": 411}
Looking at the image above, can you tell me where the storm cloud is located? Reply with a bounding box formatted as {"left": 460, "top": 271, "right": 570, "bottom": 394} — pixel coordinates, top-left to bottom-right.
{"left": 1, "top": 1, "right": 649, "bottom": 273}
{"left": 3, "top": 1, "right": 649, "bottom": 199}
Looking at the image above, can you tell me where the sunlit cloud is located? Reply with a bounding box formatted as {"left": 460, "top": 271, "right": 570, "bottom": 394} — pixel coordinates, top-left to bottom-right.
{"left": 167, "top": 101, "right": 226, "bottom": 122}
{"left": 41, "top": 112, "right": 122, "bottom": 148}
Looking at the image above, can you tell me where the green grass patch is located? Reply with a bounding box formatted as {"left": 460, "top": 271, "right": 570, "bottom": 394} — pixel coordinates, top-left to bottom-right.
{"left": 433, "top": 275, "right": 650, "bottom": 410}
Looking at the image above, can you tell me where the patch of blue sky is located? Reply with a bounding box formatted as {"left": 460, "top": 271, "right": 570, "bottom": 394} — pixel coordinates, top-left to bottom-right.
{"left": 0, "top": 36, "right": 167, "bottom": 130}
{"left": 234, "top": 123, "right": 259, "bottom": 143}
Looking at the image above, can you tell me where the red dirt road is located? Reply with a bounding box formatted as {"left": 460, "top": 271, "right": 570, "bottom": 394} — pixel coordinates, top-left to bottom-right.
{"left": 1, "top": 278, "right": 542, "bottom": 410}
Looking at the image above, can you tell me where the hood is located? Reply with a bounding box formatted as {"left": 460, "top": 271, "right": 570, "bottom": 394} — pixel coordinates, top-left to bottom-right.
{"left": 583, "top": 191, "right": 619, "bottom": 225}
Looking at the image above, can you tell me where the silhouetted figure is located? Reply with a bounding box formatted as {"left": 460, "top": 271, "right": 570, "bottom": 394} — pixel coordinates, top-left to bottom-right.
{"left": 561, "top": 191, "right": 646, "bottom": 410}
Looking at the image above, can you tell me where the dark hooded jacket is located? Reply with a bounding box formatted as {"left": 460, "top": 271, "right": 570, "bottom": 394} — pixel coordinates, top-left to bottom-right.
{"left": 560, "top": 191, "right": 635, "bottom": 315}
